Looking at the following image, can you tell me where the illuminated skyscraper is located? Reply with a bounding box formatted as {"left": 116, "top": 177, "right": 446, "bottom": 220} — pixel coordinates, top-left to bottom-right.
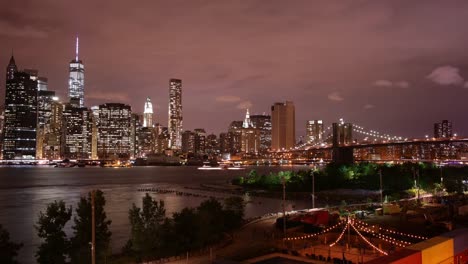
{"left": 168, "top": 78, "right": 182, "bottom": 149}
{"left": 6, "top": 54, "right": 17, "bottom": 81}
{"left": 271, "top": 101, "right": 295, "bottom": 150}
{"left": 2, "top": 71, "right": 38, "bottom": 159}
{"left": 250, "top": 114, "right": 271, "bottom": 152}
{"left": 63, "top": 104, "right": 93, "bottom": 159}
{"left": 306, "top": 120, "right": 324, "bottom": 144}
{"left": 97, "top": 103, "right": 132, "bottom": 159}
{"left": 36, "top": 90, "right": 56, "bottom": 159}
{"left": 68, "top": 36, "right": 85, "bottom": 107}
{"left": 143, "top": 97, "right": 153, "bottom": 127}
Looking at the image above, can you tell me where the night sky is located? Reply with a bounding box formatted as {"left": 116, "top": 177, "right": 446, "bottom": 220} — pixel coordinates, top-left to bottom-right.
{"left": 1, "top": 0, "right": 468, "bottom": 138}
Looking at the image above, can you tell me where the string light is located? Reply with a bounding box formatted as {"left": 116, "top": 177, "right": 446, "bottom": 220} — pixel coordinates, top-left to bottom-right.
{"left": 353, "top": 219, "right": 427, "bottom": 240}
{"left": 350, "top": 222, "right": 388, "bottom": 255}
{"left": 284, "top": 221, "right": 345, "bottom": 241}
{"left": 329, "top": 219, "right": 350, "bottom": 247}
{"left": 353, "top": 222, "right": 412, "bottom": 247}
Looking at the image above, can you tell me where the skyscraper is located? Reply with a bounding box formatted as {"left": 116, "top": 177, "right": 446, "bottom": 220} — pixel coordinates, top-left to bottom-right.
{"left": 240, "top": 110, "right": 260, "bottom": 154}
{"left": 143, "top": 97, "right": 153, "bottom": 127}
{"left": 36, "top": 90, "right": 56, "bottom": 159}
{"left": 97, "top": 103, "right": 132, "bottom": 159}
{"left": 68, "top": 36, "right": 85, "bottom": 107}
{"left": 181, "top": 130, "right": 195, "bottom": 154}
{"left": 43, "top": 99, "right": 64, "bottom": 160}
{"left": 63, "top": 104, "right": 93, "bottom": 159}
{"left": 6, "top": 54, "right": 17, "bottom": 81}
{"left": 2, "top": 71, "right": 38, "bottom": 159}
{"left": 168, "top": 78, "right": 182, "bottom": 149}
{"left": 434, "top": 120, "right": 453, "bottom": 138}
{"left": 306, "top": 120, "right": 324, "bottom": 144}
{"left": 250, "top": 114, "right": 271, "bottom": 152}
{"left": 271, "top": 101, "right": 295, "bottom": 151}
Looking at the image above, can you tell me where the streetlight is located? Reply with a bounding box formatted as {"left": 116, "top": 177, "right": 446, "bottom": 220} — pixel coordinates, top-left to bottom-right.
{"left": 311, "top": 169, "right": 315, "bottom": 209}
{"left": 281, "top": 176, "right": 286, "bottom": 239}
{"left": 379, "top": 169, "right": 383, "bottom": 207}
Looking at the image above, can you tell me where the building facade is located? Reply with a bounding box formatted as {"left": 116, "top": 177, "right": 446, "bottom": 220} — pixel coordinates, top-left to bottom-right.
{"left": 68, "top": 37, "right": 85, "bottom": 107}
{"left": 434, "top": 120, "right": 453, "bottom": 138}
{"left": 271, "top": 101, "right": 295, "bottom": 151}
{"left": 143, "top": 97, "right": 153, "bottom": 128}
{"left": 168, "top": 78, "right": 182, "bottom": 149}
{"left": 2, "top": 71, "right": 38, "bottom": 159}
{"left": 97, "top": 103, "right": 132, "bottom": 159}
{"left": 250, "top": 114, "right": 271, "bottom": 152}
{"left": 306, "top": 120, "right": 324, "bottom": 144}
{"left": 43, "top": 99, "right": 64, "bottom": 160}
{"left": 36, "top": 90, "right": 56, "bottom": 159}
{"left": 63, "top": 104, "right": 93, "bottom": 159}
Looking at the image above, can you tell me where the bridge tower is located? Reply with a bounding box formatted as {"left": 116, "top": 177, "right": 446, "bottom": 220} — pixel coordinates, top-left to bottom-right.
{"left": 332, "top": 123, "right": 354, "bottom": 164}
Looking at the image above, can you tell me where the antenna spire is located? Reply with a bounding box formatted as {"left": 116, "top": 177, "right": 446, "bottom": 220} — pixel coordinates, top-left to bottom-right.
{"left": 75, "top": 35, "right": 79, "bottom": 61}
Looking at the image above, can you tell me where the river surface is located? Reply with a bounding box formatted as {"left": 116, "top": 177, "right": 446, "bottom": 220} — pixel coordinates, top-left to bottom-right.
{"left": 0, "top": 166, "right": 310, "bottom": 263}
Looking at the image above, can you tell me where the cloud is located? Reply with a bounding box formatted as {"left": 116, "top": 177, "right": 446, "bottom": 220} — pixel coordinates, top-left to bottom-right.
{"left": 364, "top": 104, "right": 375, "bottom": 110}
{"left": 374, "top": 80, "right": 393, "bottom": 87}
{"left": 236, "top": 101, "right": 253, "bottom": 109}
{"left": 427, "top": 66, "right": 464, "bottom": 85}
{"left": 87, "top": 91, "right": 129, "bottom": 102}
{"left": 215, "top": 95, "right": 241, "bottom": 103}
{"left": 327, "top": 92, "right": 344, "bottom": 102}
{"left": 373, "top": 80, "right": 410, "bottom": 88}
{"left": 0, "top": 21, "right": 48, "bottom": 38}
{"left": 395, "top": 81, "right": 410, "bottom": 88}
{"left": 464, "top": 81, "right": 468, "bottom": 89}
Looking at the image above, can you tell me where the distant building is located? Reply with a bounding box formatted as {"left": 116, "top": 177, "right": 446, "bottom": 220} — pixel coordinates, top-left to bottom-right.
{"left": 43, "top": 99, "right": 64, "bottom": 160}
{"left": 240, "top": 110, "right": 260, "bottom": 154}
{"left": 205, "top": 134, "right": 218, "bottom": 155}
{"left": 97, "top": 103, "right": 132, "bottom": 159}
{"left": 168, "top": 78, "right": 182, "bottom": 149}
{"left": 6, "top": 55, "right": 17, "bottom": 81}
{"left": 36, "top": 90, "right": 56, "bottom": 159}
{"left": 227, "top": 121, "right": 243, "bottom": 154}
{"left": 271, "top": 101, "right": 295, "bottom": 151}
{"left": 181, "top": 130, "right": 195, "bottom": 154}
{"left": 306, "top": 120, "right": 324, "bottom": 144}
{"left": 68, "top": 36, "right": 85, "bottom": 107}
{"left": 130, "top": 113, "right": 142, "bottom": 158}
{"left": 38, "top": 77, "right": 48, "bottom": 91}
{"left": 0, "top": 108, "right": 4, "bottom": 159}
{"left": 2, "top": 71, "right": 38, "bottom": 160}
{"left": 143, "top": 97, "right": 153, "bottom": 128}
{"left": 219, "top": 133, "right": 229, "bottom": 154}
{"left": 250, "top": 114, "right": 271, "bottom": 152}
{"left": 136, "top": 126, "right": 157, "bottom": 157}
{"left": 63, "top": 104, "right": 93, "bottom": 159}
{"left": 194, "top": 128, "right": 206, "bottom": 154}
{"left": 434, "top": 120, "right": 453, "bottom": 138}
{"left": 156, "top": 126, "right": 170, "bottom": 154}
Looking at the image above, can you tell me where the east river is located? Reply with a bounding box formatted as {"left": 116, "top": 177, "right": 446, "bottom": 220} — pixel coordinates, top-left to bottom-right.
{"left": 0, "top": 166, "right": 310, "bottom": 263}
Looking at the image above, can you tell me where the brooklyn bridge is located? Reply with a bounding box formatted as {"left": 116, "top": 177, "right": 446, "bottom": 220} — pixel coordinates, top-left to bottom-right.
{"left": 271, "top": 120, "right": 468, "bottom": 164}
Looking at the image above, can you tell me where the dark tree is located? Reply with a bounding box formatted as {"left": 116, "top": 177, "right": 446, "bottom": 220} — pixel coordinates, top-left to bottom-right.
{"left": 196, "top": 198, "right": 225, "bottom": 246}
{"left": 223, "top": 196, "right": 245, "bottom": 229}
{"left": 70, "top": 190, "right": 112, "bottom": 264}
{"left": 128, "top": 193, "right": 166, "bottom": 260}
{"left": 0, "top": 224, "right": 23, "bottom": 264}
{"left": 35, "top": 200, "right": 72, "bottom": 264}
{"left": 172, "top": 208, "right": 200, "bottom": 253}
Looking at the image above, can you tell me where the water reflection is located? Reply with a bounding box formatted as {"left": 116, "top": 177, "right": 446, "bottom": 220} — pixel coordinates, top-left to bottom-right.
{"left": 0, "top": 166, "right": 309, "bottom": 263}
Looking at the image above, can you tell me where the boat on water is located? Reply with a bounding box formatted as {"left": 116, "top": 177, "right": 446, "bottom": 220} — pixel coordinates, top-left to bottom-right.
{"left": 197, "top": 161, "right": 245, "bottom": 170}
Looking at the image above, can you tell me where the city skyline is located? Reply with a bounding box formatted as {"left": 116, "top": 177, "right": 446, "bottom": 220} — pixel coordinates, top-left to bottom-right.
{"left": 2, "top": 1, "right": 468, "bottom": 137}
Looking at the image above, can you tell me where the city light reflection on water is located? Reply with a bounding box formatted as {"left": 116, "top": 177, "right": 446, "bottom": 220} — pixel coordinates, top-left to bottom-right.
{"left": 0, "top": 166, "right": 309, "bottom": 263}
